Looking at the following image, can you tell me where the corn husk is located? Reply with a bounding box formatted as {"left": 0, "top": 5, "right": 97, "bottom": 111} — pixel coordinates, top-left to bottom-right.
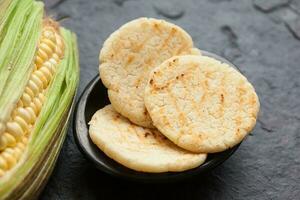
{"left": 0, "top": 0, "right": 79, "bottom": 199}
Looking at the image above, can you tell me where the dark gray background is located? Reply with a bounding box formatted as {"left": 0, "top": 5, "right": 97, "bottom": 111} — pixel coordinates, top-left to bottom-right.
{"left": 41, "top": 0, "right": 300, "bottom": 199}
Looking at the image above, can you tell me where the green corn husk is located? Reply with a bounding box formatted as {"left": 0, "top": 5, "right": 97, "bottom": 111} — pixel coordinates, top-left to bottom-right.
{"left": 0, "top": 0, "right": 43, "bottom": 133}
{"left": 0, "top": 0, "right": 12, "bottom": 27}
{"left": 0, "top": 0, "right": 79, "bottom": 199}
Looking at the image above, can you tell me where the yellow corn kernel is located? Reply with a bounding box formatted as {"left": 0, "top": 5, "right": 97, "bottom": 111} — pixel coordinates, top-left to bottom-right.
{"left": 1, "top": 150, "right": 17, "bottom": 170}
{"left": 0, "top": 133, "right": 17, "bottom": 150}
{"left": 0, "top": 156, "right": 8, "bottom": 170}
{"left": 0, "top": 20, "right": 64, "bottom": 177}
{"left": 0, "top": 138, "right": 27, "bottom": 172}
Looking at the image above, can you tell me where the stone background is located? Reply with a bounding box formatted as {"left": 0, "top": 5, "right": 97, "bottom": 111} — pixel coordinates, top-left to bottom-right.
{"left": 40, "top": 0, "right": 300, "bottom": 199}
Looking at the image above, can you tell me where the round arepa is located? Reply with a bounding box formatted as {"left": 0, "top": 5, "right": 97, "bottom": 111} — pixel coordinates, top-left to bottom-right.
{"left": 99, "top": 17, "right": 194, "bottom": 127}
{"left": 89, "top": 105, "right": 207, "bottom": 173}
{"left": 144, "top": 55, "right": 260, "bottom": 153}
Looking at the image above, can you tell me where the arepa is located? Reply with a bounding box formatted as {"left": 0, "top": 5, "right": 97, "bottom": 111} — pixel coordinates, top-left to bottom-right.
{"left": 99, "top": 17, "right": 194, "bottom": 127}
{"left": 144, "top": 55, "right": 260, "bottom": 153}
{"left": 89, "top": 105, "right": 207, "bottom": 173}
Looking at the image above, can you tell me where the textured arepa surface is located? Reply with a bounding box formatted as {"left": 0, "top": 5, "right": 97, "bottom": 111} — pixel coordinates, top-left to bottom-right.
{"left": 144, "top": 55, "right": 260, "bottom": 153}
{"left": 99, "top": 17, "right": 194, "bottom": 127}
{"left": 89, "top": 105, "right": 207, "bottom": 173}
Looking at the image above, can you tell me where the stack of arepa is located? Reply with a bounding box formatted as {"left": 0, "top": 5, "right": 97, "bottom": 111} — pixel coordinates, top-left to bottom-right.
{"left": 89, "top": 18, "right": 260, "bottom": 173}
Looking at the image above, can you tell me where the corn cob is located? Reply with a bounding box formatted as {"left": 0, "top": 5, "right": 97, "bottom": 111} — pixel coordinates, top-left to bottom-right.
{"left": 0, "top": 0, "right": 79, "bottom": 199}
{"left": 0, "top": 20, "right": 64, "bottom": 174}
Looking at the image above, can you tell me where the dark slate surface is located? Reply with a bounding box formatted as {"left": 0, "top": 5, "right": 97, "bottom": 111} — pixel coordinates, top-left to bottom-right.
{"left": 40, "top": 0, "right": 300, "bottom": 199}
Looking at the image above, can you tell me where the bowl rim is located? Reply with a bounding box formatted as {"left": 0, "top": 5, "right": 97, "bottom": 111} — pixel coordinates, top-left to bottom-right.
{"left": 73, "top": 50, "right": 242, "bottom": 182}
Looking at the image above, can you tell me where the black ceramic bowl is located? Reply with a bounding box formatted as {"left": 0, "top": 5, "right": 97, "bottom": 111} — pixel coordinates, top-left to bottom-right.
{"left": 73, "top": 51, "right": 241, "bottom": 182}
